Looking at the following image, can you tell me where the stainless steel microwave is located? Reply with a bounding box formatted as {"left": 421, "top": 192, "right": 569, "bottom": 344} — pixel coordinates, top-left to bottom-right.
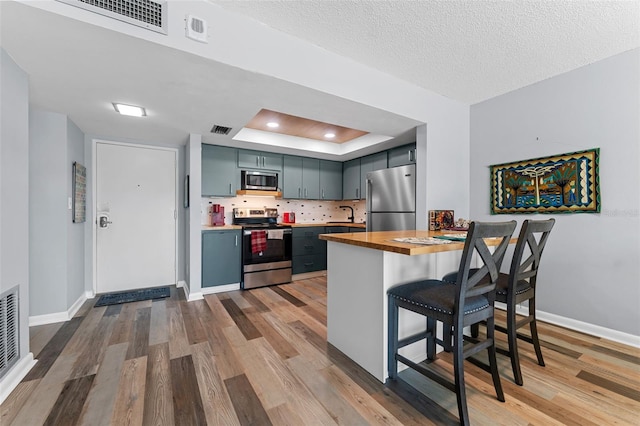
{"left": 241, "top": 170, "right": 278, "bottom": 191}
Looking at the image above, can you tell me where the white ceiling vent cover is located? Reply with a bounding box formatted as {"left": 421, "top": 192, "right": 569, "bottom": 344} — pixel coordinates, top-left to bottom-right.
{"left": 56, "top": 0, "right": 167, "bottom": 34}
{"left": 186, "top": 15, "right": 208, "bottom": 43}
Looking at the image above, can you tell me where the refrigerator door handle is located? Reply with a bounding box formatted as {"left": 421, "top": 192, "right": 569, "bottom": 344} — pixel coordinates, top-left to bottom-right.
{"left": 365, "top": 178, "right": 372, "bottom": 232}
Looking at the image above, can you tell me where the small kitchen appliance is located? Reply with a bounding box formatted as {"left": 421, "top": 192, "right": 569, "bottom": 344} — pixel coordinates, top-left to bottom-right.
{"left": 210, "top": 204, "right": 225, "bottom": 226}
{"left": 283, "top": 212, "right": 296, "bottom": 223}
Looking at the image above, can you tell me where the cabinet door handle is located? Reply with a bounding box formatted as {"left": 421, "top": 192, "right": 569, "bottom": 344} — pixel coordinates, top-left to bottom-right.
{"left": 304, "top": 188, "right": 307, "bottom": 198}
{"left": 322, "top": 189, "right": 325, "bottom": 199}
{"left": 298, "top": 188, "right": 301, "bottom": 198}
{"left": 256, "top": 156, "right": 259, "bottom": 167}
{"left": 356, "top": 188, "right": 359, "bottom": 199}
{"left": 235, "top": 235, "right": 238, "bottom": 246}
{"left": 229, "top": 183, "right": 232, "bottom": 194}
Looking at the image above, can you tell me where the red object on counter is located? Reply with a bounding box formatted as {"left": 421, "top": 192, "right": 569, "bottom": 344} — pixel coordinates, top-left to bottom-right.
{"left": 283, "top": 212, "right": 295, "bottom": 223}
{"left": 251, "top": 230, "right": 267, "bottom": 253}
{"left": 211, "top": 205, "right": 225, "bottom": 226}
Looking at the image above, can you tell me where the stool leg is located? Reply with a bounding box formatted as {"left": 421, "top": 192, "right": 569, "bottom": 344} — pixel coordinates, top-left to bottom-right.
{"left": 486, "top": 315, "right": 505, "bottom": 402}
{"left": 529, "top": 297, "right": 545, "bottom": 367}
{"left": 388, "top": 297, "right": 399, "bottom": 380}
{"left": 453, "top": 325, "right": 470, "bottom": 426}
{"left": 507, "top": 300, "right": 523, "bottom": 386}
{"left": 427, "top": 317, "right": 436, "bottom": 360}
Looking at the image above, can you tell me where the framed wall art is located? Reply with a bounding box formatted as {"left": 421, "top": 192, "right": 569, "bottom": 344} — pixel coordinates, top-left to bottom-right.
{"left": 490, "top": 148, "right": 600, "bottom": 214}
{"left": 72, "top": 161, "right": 87, "bottom": 223}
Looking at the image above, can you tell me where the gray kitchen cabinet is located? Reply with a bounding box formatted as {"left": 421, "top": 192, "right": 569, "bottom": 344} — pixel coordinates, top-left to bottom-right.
{"left": 292, "top": 227, "right": 326, "bottom": 274}
{"left": 342, "top": 158, "right": 361, "bottom": 200}
{"left": 388, "top": 143, "right": 417, "bottom": 168}
{"left": 319, "top": 160, "right": 342, "bottom": 200}
{"left": 360, "top": 152, "right": 388, "bottom": 198}
{"left": 237, "top": 149, "right": 283, "bottom": 172}
{"left": 202, "top": 144, "right": 237, "bottom": 197}
{"left": 282, "top": 156, "right": 320, "bottom": 199}
{"left": 202, "top": 230, "right": 242, "bottom": 287}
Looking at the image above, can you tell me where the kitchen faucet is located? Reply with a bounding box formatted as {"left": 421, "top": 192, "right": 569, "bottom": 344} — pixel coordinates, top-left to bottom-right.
{"left": 339, "top": 205, "right": 355, "bottom": 223}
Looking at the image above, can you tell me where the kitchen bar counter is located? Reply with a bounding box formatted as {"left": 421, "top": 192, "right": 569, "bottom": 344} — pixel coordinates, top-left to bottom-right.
{"left": 321, "top": 229, "right": 506, "bottom": 383}
{"left": 319, "top": 229, "right": 473, "bottom": 254}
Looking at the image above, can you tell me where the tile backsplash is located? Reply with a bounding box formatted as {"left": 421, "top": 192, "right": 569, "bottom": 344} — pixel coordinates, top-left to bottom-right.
{"left": 201, "top": 196, "right": 365, "bottom": 225}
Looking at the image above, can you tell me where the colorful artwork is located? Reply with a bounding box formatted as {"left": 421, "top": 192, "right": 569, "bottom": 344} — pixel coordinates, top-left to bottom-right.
{"left": 429, "top": 210, "right": 454, "bottom": 230}
{"left": 490, "top": 148, "right": 600, "bottom": 214}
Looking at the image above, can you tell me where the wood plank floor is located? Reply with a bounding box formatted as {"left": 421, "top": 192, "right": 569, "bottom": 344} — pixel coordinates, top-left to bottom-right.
{"left": 2, "top": 277, "right": 639, "bottom": 425}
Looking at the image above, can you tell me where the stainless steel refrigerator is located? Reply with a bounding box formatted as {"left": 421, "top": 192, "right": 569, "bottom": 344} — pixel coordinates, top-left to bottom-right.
{"left": 366, "top": 164, "right": 416, "bottom": 232}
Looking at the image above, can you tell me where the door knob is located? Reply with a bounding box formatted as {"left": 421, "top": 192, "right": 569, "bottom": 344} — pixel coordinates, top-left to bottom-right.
{"left": 99, "top": 215, "right": 113, "bottom": 228}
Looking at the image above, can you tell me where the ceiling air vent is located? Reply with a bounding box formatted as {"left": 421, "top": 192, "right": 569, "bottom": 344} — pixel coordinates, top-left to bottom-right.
{"left": 211, "top": 125, "right": 232, "bottom": 135}
{"left": 56, "top": 0, "right": 168, "bottom": 34}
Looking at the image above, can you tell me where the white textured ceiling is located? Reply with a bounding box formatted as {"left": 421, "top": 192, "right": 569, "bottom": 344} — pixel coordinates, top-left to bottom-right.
{"left": 1, "top": 1, "right": 638, "bottom": 158}
{"left": 212, "top": 0, "right": 640, "bottom": 103}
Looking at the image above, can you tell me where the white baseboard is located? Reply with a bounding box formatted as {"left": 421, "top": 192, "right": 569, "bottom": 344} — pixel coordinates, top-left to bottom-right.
{"left": 177, "top": 280, "right": 186, "bottom": 288}
{"left": 0, "top": 353, "right": 37, "bottom": 404}
{"left": 526, "top": 307, "right": 640, "bottom": 348}
{"left": 201, "top": 283, "right": 240, "bottom": 295}
{"left": 29, "top": 292, "right": 88, "bottom": 326}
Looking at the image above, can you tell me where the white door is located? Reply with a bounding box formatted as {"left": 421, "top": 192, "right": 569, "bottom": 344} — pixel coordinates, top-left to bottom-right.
{"left": 96, "top": 142, "right": 176, "bottom": 293}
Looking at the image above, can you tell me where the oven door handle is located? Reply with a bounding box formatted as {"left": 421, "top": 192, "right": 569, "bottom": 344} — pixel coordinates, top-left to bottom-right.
{"left": 243, "top": 229, "right": 292, "bottom": 236}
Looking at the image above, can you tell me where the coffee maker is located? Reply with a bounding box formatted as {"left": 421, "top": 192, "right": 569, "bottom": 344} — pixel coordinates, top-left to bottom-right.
{"left": 210, "top": 203, "right": 225, "bottom": 226}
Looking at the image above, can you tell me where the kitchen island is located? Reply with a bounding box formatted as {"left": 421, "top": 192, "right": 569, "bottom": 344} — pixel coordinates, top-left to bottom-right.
{"left": 318, "top": 230, "right": 507, "bottom": 383}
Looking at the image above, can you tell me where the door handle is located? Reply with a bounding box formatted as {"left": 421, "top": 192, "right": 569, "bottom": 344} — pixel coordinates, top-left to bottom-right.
{"left": 256, "top": 156, "right": 259, "bottom": 167}
{"left": 235, "top": 235, "right": 238, "bottom": 246}
{"left": 322, "top": 189, "right": 325, "bottom": 199}
{"left": 99, "top": 215, "right": 112, "bottom": 228}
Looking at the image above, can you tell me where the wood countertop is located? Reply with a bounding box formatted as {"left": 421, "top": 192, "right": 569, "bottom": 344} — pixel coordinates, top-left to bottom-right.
{"left": 288, "top": 222, "right": 366, "bottom": 228}
{"left": 319, "top": 230, "right": 511, "bottom": 256}
{"left": 202, "top": 225, "right": 243, "bottom": 231}
{"left": 202, "top": 223, "right": 366, "bottom": 230}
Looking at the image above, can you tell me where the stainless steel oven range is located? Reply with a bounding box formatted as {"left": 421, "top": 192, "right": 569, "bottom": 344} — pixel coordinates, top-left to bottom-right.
{"left": 233, "top": 207, "right": 292, "bottom": 289}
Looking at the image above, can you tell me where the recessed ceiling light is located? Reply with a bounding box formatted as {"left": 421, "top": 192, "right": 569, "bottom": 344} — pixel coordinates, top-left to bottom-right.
{"left": 113, "top": 103, "right": 146, "bottom": 117}
{"left": 266, "top": 122, "right": 279, "bottom": 128}
{"left": 324, "top": 132, "right": 336, "bottom": 138}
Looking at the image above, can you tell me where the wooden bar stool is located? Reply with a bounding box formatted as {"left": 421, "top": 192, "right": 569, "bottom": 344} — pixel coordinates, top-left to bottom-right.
{"left": 442, "top": 218, "right": 555, "bottom": 385}
{"left": 387, "top": 220, "right": 517, "bottom": 426}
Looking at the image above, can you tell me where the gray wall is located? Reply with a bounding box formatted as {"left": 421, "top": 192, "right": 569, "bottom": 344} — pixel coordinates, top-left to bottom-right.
{"left": 0, "top": 48, "right": 31, "bottom": 374}
{"left": 470, "top": 49, "right": 640, "bottom": 336}
{"left": 66, "top": 119, "right": 85, "bottom": 307}
{"left": 29, "top": 110, "right": 67, "bottom": 315}
{"left": 29, "top": 109, "right": 86, "bottom": 316}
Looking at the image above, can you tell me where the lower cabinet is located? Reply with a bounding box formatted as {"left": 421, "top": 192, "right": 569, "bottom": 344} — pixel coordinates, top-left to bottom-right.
{"left": 202, "top": 230, "right": 242, "bottom": 287}
{"left": 292, "top": 227, "right": 326, "bottom": 274}
{"left": 292, "top": 226, "right": 365, "bottom": 274}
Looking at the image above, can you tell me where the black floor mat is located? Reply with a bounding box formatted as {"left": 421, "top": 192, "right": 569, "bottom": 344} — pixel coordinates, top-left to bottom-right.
{"left": 94, "top": 286, "right": 170, "bottom": 307}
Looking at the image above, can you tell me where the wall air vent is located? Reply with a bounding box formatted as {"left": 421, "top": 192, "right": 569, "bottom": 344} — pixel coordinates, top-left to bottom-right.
{"left": 186, "top": 15, "right": 208, "bottom": 43}
{"left": 211, "top": 125, "right": 232, "bottom": 135}
{"left": 56, "top": 0, "right": 168, "bottom": 34}
{"left": 0, "top": 287, "right": 19, "bottom": 379}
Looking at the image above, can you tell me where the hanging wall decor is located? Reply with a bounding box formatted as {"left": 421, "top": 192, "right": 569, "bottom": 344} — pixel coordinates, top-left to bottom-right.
{"left": 72, "top": 161, "right": 87, "bottom": 222}
{"left": 490, "top": 148, "right": 600, "bottom": 214}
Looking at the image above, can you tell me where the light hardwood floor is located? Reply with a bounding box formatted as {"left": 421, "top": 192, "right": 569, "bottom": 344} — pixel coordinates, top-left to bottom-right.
{"left": 2, "top": 277, "right": 639, "bottom": 425}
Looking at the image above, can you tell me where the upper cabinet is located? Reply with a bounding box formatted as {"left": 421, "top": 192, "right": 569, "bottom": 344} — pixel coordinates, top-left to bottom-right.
{"left": 202, "top": 145, "right": 237, "bottom": 197}
{"left": 359, "top": 152, "right": 388, "bottom": 198}
{"left": 342, "top": 158, "right": 361, "bottom": 200}
{"left": 319, "top": 160, "right": 342, "bottom": 200}
{"left": 388, "top": 143, "right": 417, "bottom": 168}
{"left": 237, "top": 149, "right": 283, "bottom": 172}
{"left": 282, "top": 156, "right": 320, "bottom": 199}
